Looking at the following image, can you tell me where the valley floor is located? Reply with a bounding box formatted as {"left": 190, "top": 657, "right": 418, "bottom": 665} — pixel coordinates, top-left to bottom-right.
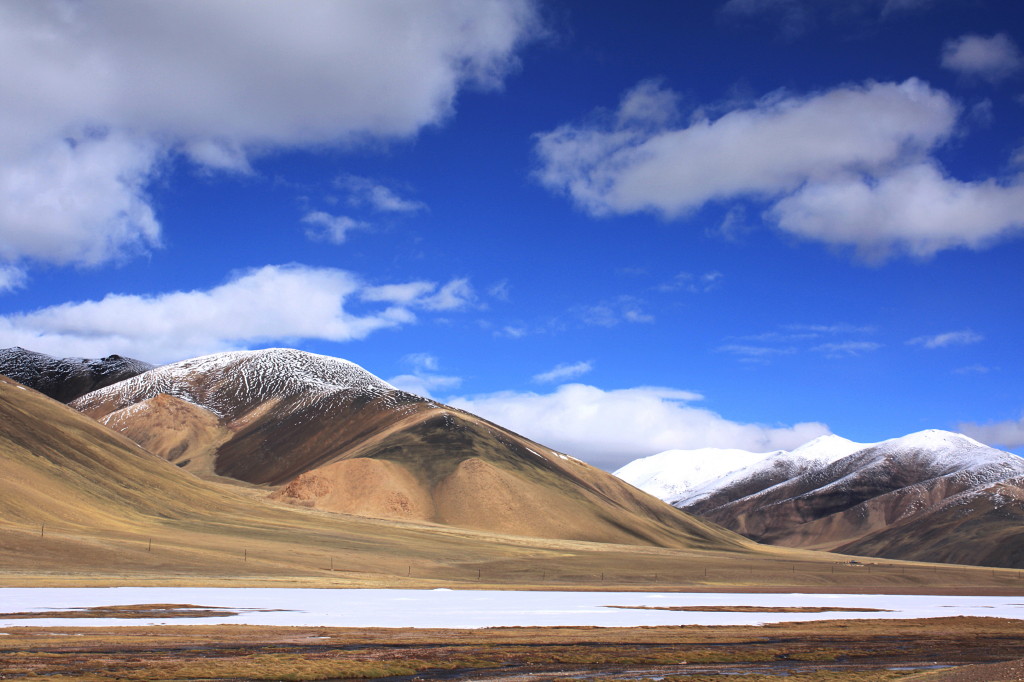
{"left": 2, "top": 617, "right": 1023, "bottom": 680}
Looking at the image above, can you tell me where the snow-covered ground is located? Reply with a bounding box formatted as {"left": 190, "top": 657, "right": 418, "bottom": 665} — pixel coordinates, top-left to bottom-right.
{"left": 2, "top": 588, "right": 1023, "bottom": 628}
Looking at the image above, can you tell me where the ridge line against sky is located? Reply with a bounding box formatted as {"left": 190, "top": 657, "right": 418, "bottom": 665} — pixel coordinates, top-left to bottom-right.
{"left": 0, "top": 0, "right": 1021, "bottom": 469}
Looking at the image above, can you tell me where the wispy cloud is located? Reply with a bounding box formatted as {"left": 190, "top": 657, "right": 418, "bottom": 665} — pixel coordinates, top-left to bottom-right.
{"left": 578, "top": 296, "right": 654, "bottom": 326}
{"left": 812, "top": 341, "right": 883, "bottom": 358}
{"left": 655, "top": 271, "right": 723, "bottom": 293}
{"left": 533, "top": 361, "right": 593, "bottom": 384}
{"left": 387, "top": 353, "right": 461, "bottom": 400}
{"left": 340, "top": 175, "right": 427, "bottom": 213}
{"left": 721, "top": 322, "right": 877, "bottom": 362}
{"left": 716, "top": 344, "right": 797, "bottom": 363}
{"left": 908, "top": 330, "right": 984, "bottom": 349}
{"left": 302, "top": 211, "right": 368, "bottom": 244}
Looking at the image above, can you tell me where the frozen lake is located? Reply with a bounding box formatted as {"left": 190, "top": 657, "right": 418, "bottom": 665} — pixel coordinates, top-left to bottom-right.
{"left": 2, "top": 588, "right": 1023, "bottom": 628}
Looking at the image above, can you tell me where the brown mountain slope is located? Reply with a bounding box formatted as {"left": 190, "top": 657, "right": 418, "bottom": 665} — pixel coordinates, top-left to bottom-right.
{"left": 71, "top": 348, "right": 742, "bottom": 548}
{"left": 834, "top": 477, "right": 1024, "bottom": 568}
{"left": 0, "top": 373, "right": 756, "bottom": 584}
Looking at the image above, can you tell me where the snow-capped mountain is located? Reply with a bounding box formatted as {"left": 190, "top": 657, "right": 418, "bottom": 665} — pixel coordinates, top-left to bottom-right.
{"left": 0, "top": 347, "right": 154, "bottom": 403}
{"left": 616, "top": 430, "right": 1024, "bottom": 567}
{"left": 612, "top": 447, "right": 783, "bottom": 502}
{"left": 69, "top": 348, "right": 743, "bottom": 550}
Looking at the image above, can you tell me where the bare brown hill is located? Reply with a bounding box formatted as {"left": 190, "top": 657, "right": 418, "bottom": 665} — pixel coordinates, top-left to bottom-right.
{"left": 70, "top": 348, "right": 740, "bottom": 548}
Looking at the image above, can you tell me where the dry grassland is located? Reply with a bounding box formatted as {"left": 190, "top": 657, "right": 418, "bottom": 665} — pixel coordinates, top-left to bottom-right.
{"left": 1, "top": 617, "right": 1023, "bottom": 680}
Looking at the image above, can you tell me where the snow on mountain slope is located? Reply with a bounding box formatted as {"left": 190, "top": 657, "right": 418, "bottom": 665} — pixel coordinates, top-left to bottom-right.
{"left": 613, "top": 447, "right": 782, "bottom": 502}
{"left": 615, "top": 434, "right": 867, "bottom": 506}
{"left": 72, "top": 348, "right": 399, "bottom": 420}
{"left": 670, "top": 435, "right": 871, "bottom": 509}
{"left": 0, "top": 347, "right": 154, "bottom": 403}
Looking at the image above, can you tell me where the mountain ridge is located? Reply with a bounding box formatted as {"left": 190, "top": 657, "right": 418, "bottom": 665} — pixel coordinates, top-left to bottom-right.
{"left": 616, "top": 429, "right": 1024, "bottom": 567}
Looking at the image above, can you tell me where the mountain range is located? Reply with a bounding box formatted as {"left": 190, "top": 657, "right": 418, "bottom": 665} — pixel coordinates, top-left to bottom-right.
{"left": 615, "top": 431, "right": 1024, "bottom": 567}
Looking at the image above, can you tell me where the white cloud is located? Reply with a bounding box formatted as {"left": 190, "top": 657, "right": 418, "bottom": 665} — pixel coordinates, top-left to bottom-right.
{"left": 448, "top": 383, "right": 829, "bottom": 470}
{"left": 534, "top": 78, "right": 1024, "bottom": 260}
{"left": 908, "top": 329, "right": 984, "bottom": 349}
{"left": 959, "top": 416, "right": 1024, "bottom": 449}
{"left": 772, "top": 163, "right": 1024, "bottom": 260}
{"left": 302, "top": 211, "right": 368, "bottom": 244}
{"left": 0, "top": 264, "right": 471, "bottom": 363}
{"left": 532, "top": 361, "right": 593, "bottom": 383}
{"left": 341, "top": 176, "right": 426, "bottom": 213}
{"left": 0, "top": 0, "right": 539, "bottom": 270}
{"left": 0, "top": 265, "right": 26, "bottom": 293}
{"left": 535, "top": 79, "right": 955, "bottom": 218}
{"left": 0, "top": 134, "right": 162, "bottom": 267}
{"left": 942, "top": 33, "right": 1023, "bottom": 83}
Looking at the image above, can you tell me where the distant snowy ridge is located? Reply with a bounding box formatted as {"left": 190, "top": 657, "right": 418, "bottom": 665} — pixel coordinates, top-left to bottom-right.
{"left": 613, "top": 447, "right": 783, "bottom": 501}
{"left": 613, "top": 430, "right": 1024, "bottom": 508}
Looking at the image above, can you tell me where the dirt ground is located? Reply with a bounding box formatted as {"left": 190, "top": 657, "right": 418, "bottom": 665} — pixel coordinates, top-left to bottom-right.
{"left": 2, "top": 616, "right": 1024, "bottom": 680}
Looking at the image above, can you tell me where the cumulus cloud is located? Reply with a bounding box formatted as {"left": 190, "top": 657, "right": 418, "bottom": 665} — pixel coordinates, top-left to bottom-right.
{"left": 532, "top": 361, "right": 593, "bottom": 383}
{"left": 536, "top": 77, "right": 1024, "bottom": 260}
{"left": 448, "top": 384, "right": 829, "bottom": 470}
{"left": 535, "top": 79, "right": 955, "bottom": 217}
{"left": 0, "top": 265, "right": 26, "bottom": 293}
{"left": 0, "top": 264, "right": 472, "bottom": 363}
{"left": 908, "top": 329, "right": 984, "bottom": 349}
{"left": 959, "top": 416, "right": 1024, "bottom": 449}
{"left": 942, "top": 33, "right": 1023, "bottom": 83}
{"left": 0, "top": 134, "right": 162, "bottom": 268}
{"left": 0, "top": 0, "right": 538, "bottom": 271}
{"left": 772, "top": 163, "right": 1024, "bottom": 260}
{"left": 302, "top": 211, "right": 368, "bottom": 244}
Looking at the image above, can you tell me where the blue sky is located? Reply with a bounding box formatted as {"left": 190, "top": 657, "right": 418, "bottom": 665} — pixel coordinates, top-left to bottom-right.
{"left": 1, "top": 0, "right": 1022, "bottom": 469}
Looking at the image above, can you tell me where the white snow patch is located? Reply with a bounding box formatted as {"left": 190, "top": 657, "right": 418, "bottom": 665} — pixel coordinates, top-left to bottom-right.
{"left": 1, "top": 589, "right": 1023, "bottom": 628}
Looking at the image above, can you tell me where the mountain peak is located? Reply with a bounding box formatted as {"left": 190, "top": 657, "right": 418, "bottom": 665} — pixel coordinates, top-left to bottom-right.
{"left": 72, "top": 347, "right": 399, "bottom": 420}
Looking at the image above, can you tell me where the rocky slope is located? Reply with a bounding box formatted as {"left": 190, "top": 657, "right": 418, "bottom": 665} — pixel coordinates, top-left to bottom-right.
{"left": 0, "top": 347, "right": 153, "bottom": 403}
{"left": 616, "top": 431, "right": 1024, "bottom": 567}
{"left": 71, "top": 348, "right": 746, "bottom": 549}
